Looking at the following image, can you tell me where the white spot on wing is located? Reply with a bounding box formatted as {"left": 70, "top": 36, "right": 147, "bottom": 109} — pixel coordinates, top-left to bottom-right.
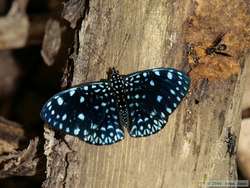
{"left": 116, "top": 129, "right": 124, "bottom": 135}
{"left": 157, "top": 95, "right": 163, "bottom": 102}
{"left": 46, "top": 101, "right": 52, "bottom": 107}
{"left": 94, "top": 89, "right": 101, "bottom": 93}
{"left": 62, "top": 114, "right": 67, "bottom": 121}
{"left": 80, "top": 96, "right": 85, "bottom": 103}
{"left": 74, "top": 127, "right": 80, "bottom": 135}
{"left": 110, "top": 107, "right": 115, "bottom": 111}
{"left": 138, "top": 119, "right": 143, "bottom": 123}
{"left": 170, "top": 89, "right": 176, "bottom": 95}
{"left": 107, "top": 125, "right": 114, "bottom": 129}
{"left": 84, "top": 130, "right": 88, "bottom": 135}
{"left": 78, "top": 113, "right": 85, "bottom": 120}
{"left": 150, "top": 80, "right": 155, "bottom": 86}
{"left": 154, "top": 71, "right": 160, "bottom": 76}
{"left": 91, "top": 123, "right": 97, "bottom": 129}
{"left": 131, "top": 125, "right": 137, "bottom": 133}
{"left": 100, "top": 127, "right": 106, "bottom": 131}
{"left": 57, "top": 97, "right": 64, "bottom": 105}
{"left": 166, "top": 108, "right": 172, "bottom": 113}
{"left": 161, "top": 112, "right": 166, "bottom": 118}
{"left": 70, "top": 90, "right": 75, "bottom": 96}
{"left": 177, "top": 72, "right": 182, "bottom": 76}
{"left": 167, "top": 72, "right": 173, "bottom": 80}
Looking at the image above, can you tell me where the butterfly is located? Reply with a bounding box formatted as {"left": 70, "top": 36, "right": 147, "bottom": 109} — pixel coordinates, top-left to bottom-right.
{"left": 41, "top": 67, "right": 190, "bottom": 145}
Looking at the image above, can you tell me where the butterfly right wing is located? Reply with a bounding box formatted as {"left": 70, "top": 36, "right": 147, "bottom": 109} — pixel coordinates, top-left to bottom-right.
{"left": 125, "top": 68, "right": 190, "bottom": 137}
{"left": 41, "top": 81, "right": 124, "bottom": 145}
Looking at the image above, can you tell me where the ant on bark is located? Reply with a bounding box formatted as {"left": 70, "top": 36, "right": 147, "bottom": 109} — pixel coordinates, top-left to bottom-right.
{"left": 225, "top": 127, "right": 236, "bottom": 158}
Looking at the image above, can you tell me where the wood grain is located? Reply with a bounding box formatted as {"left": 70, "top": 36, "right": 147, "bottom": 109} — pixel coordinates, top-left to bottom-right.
{"left": 43, "top": 0, "right": 250, "bottom": 187}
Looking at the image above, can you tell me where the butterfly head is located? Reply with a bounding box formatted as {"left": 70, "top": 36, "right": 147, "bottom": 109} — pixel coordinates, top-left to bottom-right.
{"left": 111, "top": 67, "right": 120, "bottom": 76}
{"left": 107, "top": 67, "right": 120, "bottom": 80}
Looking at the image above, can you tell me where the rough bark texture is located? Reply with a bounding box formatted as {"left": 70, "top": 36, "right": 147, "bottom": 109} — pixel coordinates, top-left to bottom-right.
{"left": 0, "top": 117, "right": 25, "bottom": 154}
{"left": 0, "top": 138, "right": 39, "bottom": 178}
{"left": 43, "top": 0, "right": 250, "bottom": 188}
{"left": 0, "top": 0, "right": 47, "bottom": 50}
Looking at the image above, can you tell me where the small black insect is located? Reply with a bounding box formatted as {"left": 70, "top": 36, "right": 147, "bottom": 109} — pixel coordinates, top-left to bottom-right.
{"left": 205, "top": 33, "right": 231, "bottom": 57}
{"left": 225, "top": 127, "right": 236, "bottom": 158}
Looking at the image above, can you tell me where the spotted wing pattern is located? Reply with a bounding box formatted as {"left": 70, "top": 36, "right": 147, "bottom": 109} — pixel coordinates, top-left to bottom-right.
{"left": 41, "top": 82, "right": 124, "bottom": 145}
{"left": 125, "top": 68, "right": 190, "bottom": 137}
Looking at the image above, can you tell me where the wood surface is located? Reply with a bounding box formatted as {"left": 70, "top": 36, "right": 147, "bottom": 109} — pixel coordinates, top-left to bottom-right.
{"left": 42, "top": 0, "right": 250, "bottom": 188}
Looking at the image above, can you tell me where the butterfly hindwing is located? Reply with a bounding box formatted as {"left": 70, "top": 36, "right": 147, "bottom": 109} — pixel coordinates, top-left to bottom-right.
{"left": 41, "top": 82, "right": 124, "bottom": 145}
{"left": 125, "top": 68, "right": 190, "bottom": 137}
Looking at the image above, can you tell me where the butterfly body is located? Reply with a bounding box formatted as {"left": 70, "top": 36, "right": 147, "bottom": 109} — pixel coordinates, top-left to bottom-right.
{"left": 109, "top": 68, "right": 129, "bottom": 127}
{"left": 41, "top": 67, "right": 190, "bottom": 145}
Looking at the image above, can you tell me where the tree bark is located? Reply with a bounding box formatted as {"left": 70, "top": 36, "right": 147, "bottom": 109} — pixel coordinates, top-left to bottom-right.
{"left": 43, "top": 0, "right": 250, "bottom": 188}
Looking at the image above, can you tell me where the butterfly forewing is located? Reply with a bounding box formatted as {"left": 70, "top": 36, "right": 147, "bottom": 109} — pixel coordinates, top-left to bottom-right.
{"left": 41, "top": 82, "right": 124, "bottom": 145}
{"left": 125, "top": 68, "right": 190, "bottom": 137}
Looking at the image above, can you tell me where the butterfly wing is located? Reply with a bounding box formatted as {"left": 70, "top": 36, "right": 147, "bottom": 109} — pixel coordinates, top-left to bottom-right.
{"left": 125, "top": 68, "right": 190, "bottom": 137}
{"left": 41, "top": 82, "right": 124, "bottom": 145}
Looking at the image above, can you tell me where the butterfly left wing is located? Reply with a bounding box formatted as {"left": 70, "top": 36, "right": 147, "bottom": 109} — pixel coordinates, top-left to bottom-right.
{"left": 125, "top": 68, "right": 190, "bottom": 137}
{"left": 40, "top": 82, "right": 124, "bottom": 145}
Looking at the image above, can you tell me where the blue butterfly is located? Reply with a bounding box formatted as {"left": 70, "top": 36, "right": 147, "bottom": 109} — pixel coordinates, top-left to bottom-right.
{"left": 41, "top": 67, "right": 190, "bottom": 145}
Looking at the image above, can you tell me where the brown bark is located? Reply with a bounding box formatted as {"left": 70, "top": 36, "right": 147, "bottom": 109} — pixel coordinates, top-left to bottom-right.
{"left": 43, "top": 0, "right": 250, "bottom": 188}
{"left": 0, "top": 115, "right": 40, "bottom": 178}
{"left": 0, "top": 117, "right": 25, "bottom": 154}
{"left": 0, "top": 0, "right": 47, "bottom": 50}
{"left": 0, "top": 137, "right": 39, "bottom": 178}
